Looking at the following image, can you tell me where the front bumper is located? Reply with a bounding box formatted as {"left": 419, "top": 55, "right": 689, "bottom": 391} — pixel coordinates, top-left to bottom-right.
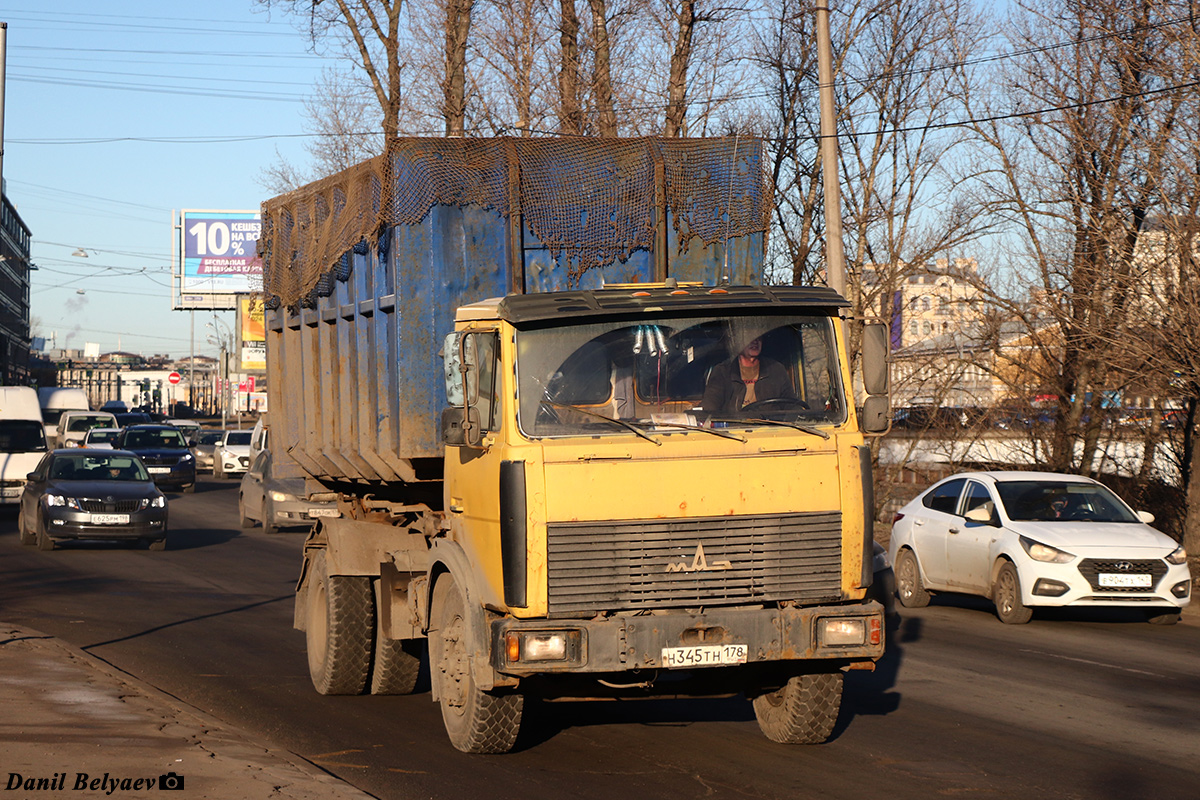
{"left": 491, "top": 602, "right": 885, "bottom": 676}
{"left": 146, "top": 464, "right": 195, "bottom": 489}
{"left": 1018, "top": 559, "right": 1191, "bottom": 609}
{"left": 0, "top": 481, "right": 25, "bottom": 505}
{"left": 271, "top": 499, "right": 338, "bottom": 530}
{"left": 45, "top": 509, "right": 168, "bottom": 541}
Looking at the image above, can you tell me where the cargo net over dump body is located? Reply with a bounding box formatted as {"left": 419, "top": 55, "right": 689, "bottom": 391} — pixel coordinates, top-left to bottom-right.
{"left": 258, "top": 137, "right": 771, "bottom": 308}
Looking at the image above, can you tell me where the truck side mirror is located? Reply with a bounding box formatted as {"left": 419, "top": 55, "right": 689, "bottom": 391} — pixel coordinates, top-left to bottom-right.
{"left": 443, "top": 332, "right": 465, "bottom": 406}
{"left": 441, "top": 406, "right": 481, "bottom": 447}
{"left": 860, "top": 322, "right": 891, "bottom": 434}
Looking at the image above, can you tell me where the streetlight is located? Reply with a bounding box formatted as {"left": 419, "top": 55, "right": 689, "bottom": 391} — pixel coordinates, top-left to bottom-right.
{"left": 206, "top": 318, "right": 234, "bottom": 428}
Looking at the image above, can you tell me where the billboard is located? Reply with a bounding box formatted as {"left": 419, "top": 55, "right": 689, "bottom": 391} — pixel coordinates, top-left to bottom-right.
{"left": 173, "top": 209, "right": 262, "bottom": 310}
{"left": 239, "top": 295, "right": 266, "bottom": 371}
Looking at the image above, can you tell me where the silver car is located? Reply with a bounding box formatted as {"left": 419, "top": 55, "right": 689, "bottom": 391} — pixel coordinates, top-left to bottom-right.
{"left": 189, "top": 429, "right": 225, "bottom": 473}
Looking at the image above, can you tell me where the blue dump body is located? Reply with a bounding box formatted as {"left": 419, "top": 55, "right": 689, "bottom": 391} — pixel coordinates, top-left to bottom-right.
{"left": 263, "top": 138, "right": 767, "bottom": 484}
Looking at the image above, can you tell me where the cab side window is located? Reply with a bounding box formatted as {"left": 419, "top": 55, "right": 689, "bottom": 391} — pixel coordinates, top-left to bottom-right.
{"left": 923, "top": 478, "right": 966, "bottom": 515}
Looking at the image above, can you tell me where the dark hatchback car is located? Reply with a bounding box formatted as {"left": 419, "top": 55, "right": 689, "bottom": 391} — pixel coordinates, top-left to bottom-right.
{"left": 19, "top": 450, "right": 168, "bottom": 551}
{"left": 115, "top": 425, "right": 196, "bottom": 492}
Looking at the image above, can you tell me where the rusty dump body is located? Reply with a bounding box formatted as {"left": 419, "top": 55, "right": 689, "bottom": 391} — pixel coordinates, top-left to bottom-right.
{"left": 259, "top": 137, "right": 770, "bottom": 488}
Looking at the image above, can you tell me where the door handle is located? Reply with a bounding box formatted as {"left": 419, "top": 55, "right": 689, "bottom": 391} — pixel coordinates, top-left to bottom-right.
{"left": 948, "top": 527, "right": 960, "bottom": 534}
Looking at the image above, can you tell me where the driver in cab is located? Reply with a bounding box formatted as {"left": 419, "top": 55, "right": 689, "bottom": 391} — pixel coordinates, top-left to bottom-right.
{"left": 700, "top": 336, "right": 795, "bottom": 415}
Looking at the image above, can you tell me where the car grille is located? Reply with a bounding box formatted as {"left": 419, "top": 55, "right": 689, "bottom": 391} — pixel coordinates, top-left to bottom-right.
{"left": 546, "top": 512, "right": 843, "bottom": 617}
{"left": 1077, "top": 558, "right": 1168, "bottom": 592}
{"left": 141, "top": 455, "right": 181, "bottom": 467}
{"left": 0, "top": 479, "right": 23, "bottom": 488}
{"left": 79, "top": 498, "right": 142, "bottom": 513}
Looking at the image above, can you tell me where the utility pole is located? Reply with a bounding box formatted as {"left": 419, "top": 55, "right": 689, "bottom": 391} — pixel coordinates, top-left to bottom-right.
{"left": 815, "top": 3, "right": 846, "bottom": 297}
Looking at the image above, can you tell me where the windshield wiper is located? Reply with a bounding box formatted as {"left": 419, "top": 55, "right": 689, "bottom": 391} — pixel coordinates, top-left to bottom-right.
{"left": 711, "top": 417, "right": 831, "bottom": 439}
{"left": 631, "top": 420, "right": 747, "bottom": 442}
{"left": 540, "top": 401, "right": 661, "bottom": 446}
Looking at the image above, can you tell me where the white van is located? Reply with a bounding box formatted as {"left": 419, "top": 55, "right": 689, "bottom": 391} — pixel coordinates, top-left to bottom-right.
{"left": 55, "top": 410, "right": 120, "bottom": 449}
{"left": 0, "top": 387, "right": 50, "bottom": 505}
{"left": 37, "top": 387, "right": 90, "bottom": 443}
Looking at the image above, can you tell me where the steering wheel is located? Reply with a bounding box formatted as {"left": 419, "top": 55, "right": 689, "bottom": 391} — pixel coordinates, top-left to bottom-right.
{"left": 742, "top": 397, "right": 810, "bottom": 413}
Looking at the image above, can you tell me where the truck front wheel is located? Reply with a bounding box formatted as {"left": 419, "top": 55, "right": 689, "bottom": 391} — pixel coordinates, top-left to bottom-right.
{"left": 431, "top": 577, "right": 523, "bottom": 753}
{"left": 305, "top": 550, "right": 373, "bottom": 695}
{"left": 752, "top": 671, "right": 843, "bottom": 744}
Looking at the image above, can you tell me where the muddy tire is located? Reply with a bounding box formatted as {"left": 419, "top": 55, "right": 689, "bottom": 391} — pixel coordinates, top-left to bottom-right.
{"left": 147, "top": 539, "right": 166, "bottom": 551}
{"left": 895, "top": 548, "right": 930, "bottom": 608}
{"left": 431, "top": 577, "right": 522, "bottom": 753}
{"left": 371, "top": 637, "right": 423, "bottom": 696}
{"left": 305, "top": 550, "right": 373, "bottom": 695}
{"left": 993, "top": 561, "right": 1033, "bottom": 624}
{"left": 1147, "top": 610, "right": 1181, "bottom": 626}
{"left": 752, "top": 672, "right": 843, "bottom": 744}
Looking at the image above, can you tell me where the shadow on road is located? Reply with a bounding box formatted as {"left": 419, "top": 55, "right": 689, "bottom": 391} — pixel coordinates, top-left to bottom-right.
{"left": 837, "top": 610, "right": 914, "bottom": 734}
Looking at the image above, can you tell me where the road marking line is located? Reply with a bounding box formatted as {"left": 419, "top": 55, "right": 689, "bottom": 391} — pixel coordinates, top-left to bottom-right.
{"left": 1020, "top": 649, "right": 1167, "bottom": 678}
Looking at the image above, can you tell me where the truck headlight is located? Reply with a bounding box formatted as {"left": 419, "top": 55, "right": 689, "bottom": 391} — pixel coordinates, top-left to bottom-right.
{"left": 817, "top": 616, "right": 882, "bottom": 647}
{"left": 503, "top": 630, "right": 583, "bottom": 665}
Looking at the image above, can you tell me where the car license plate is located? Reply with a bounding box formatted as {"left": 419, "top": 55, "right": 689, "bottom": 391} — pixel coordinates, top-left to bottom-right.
{"left": 148, "top": 467, "right": 171, "bottom": 474}
{"left": 661, "top": 644, "right": 747, "bottom": 668}
{"left": 1, "top": 487, "right": 22, "bottom": 497}
{"left": 90, "top": 514, "right": 130, "bottom": 525}
{"left": 1099, "top": 573, "right": 1152, "bottom": 588}
{"left": 309, "top": 508, "right": 339, "bottom": 518}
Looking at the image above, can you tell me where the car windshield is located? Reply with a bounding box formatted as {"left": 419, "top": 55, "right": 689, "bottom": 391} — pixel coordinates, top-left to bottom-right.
{"left": 197, "top": 431, "right": 224, "bottom": 444}
{"left": 50, "top": 453, "right": 149, "bottom": 482}
{"left": 85, "top": 429, "right": 120, "bottom": 444}
{"left": 0, "top": 420, "right": 48, "bottom": 452}
{"left": 68, "top": 414, "right": 114, "bottom": 432}
{"left": 995, "top": 480, "right": 1140, "bottom": 523}
{"left": 225, "top": 432, "right": 252, "bottom": 446}
{"left": 514, "top": 313, "right": 846, "bottom": 438}
{"left": 124, "top": 429, "right": 187, "bottom": 449}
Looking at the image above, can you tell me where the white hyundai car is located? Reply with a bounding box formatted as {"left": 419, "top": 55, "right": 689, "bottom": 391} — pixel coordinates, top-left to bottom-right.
{"left": 888, "top": 471, "right": 1191, "bottom": 625}
{"left": 214, "top": 430, "right": 253, "bottom": 479}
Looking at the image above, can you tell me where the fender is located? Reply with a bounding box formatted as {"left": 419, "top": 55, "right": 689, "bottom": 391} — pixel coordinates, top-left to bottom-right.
{"left": 426, "top": 537, "right": 515, "bottom": 693}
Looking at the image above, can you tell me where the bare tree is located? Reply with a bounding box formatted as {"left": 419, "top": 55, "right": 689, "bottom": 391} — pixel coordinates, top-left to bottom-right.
{"left": 444, "top": 0, "right": 474, "bottom": 135}
{"left": 587, "top": 0, "right": 619, "bottom": 134}
{"left": 558, "top": 0, "right": 584, "bottom": 133}
{"left": 968, "top": 0, "right": 1195, "bottom": 475}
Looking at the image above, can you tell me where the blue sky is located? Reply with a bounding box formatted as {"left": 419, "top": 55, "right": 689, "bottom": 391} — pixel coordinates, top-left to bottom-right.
{"left": 2, "top": 1, "right": 331, "bottom": 358}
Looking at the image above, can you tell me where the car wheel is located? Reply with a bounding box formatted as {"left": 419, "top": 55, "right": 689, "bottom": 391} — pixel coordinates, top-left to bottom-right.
{"left": 1146, "top": 610, "right": 1181, "bottom": 626}
{"left": 431, "top": 575, "right": 523, "bottom": 753}
{"left": 305, "top": 550, "right": 373, "bottom": 696}
{"left": 752, "top": 672, "right": 843, "bottom": 744}
{"left": 238, "top": 494, "right": 255, "bottom": 528}
{"left": 147, "top": 539, "right": 166, "bottom": 551}
{"left": 993, "top": 561, "right": 1033, "bottom": 624}
{"left": 262, "top": 499, "right": 278, "bottom": 535}
{"left": 35, "top": 515, "right": 56, "bottom": 552}
{"left": 18, "top": 511, "right": 35, "bottom": 546}
{"left": 215, "top": 462, "right": 224, "bottom": 479}
{"left": 182, "top": 483, "right": 196, "bottom": 494}
{"left": 895, "top": 548, "right": 931, "bottom": 608}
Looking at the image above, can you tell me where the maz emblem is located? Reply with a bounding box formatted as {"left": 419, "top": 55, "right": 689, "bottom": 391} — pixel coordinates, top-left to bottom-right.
{"left": 667, "top": 543, "right": 732, "bottom": 573}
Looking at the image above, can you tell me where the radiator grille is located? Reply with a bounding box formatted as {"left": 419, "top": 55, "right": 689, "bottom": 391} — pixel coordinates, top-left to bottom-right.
{"left": 546, "top": 512, "right": 843, "bottom": 617}
{"left": 79, "top": 498, "right": 142, "bottom": 513}
{"left": 1077, "top": 558, "right": 1168, "bottom": 593}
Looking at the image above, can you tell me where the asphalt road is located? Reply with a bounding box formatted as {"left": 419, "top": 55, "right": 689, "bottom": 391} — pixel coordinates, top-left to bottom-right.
{"left": 2, "top": 476, "right": 1197, "bottom": 800}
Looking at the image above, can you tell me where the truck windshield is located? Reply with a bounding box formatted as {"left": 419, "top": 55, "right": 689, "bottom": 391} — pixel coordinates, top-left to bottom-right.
{"left": 515, "top": 313, "right": 847, "bottom": 438}
{"left": 0, "top": 420, "right": 49, "bottom": 453}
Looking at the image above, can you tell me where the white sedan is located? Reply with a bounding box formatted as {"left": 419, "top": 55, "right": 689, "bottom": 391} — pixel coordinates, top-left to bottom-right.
{"left": 888, "top": 471, "right": 1191, "bottom": 625}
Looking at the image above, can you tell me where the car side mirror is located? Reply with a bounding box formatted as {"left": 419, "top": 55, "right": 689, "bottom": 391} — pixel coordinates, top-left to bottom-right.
{"left": 964, "top": 506, "right": 998, "bottom": 525}
{"left": 1136, "top": 510, "right": 1155, "bottom": 524}
{"left": 26, "top": 472, "right": 38, "bottom": 482}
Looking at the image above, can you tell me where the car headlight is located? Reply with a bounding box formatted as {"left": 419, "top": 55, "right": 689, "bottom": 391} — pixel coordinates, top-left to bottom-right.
{"left": 150, "top": 495, "right": 167, "bottom": 508}
{"left": 1166, "top": 545, "right": 1188, "bottom": 565}
{"left": 1020, "top": 536, "right": 1075, "bottom": 564}
{"left": 269, "top": 490, "right": 292, "bottom": 503}
{"left": 179, "top": 453, "right": 194, "bottom": 462}
{"left": 45, "top": 494, "right": 67, "bottom": 507}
